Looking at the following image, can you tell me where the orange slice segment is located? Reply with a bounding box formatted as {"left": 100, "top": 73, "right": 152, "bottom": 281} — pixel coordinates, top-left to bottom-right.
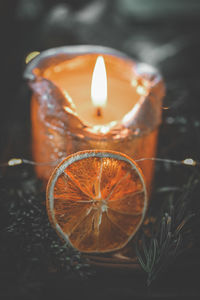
{"left": 46, "top": 150, "right": 147, "bottom": 253}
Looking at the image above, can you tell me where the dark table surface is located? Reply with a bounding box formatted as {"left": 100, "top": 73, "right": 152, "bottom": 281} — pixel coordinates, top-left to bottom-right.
{"left": 1, "top": 1, "right": 200, "bottom": 299}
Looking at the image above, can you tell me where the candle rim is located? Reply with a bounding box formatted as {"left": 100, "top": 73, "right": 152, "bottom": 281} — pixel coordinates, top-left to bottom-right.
{"left": 24, "top": 45, "right": 162, "bottom": 85}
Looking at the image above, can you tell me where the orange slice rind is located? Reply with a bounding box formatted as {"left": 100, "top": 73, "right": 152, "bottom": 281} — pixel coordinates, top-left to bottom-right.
{"left": 46, "top": 150, "right": 147, "bottom": 253}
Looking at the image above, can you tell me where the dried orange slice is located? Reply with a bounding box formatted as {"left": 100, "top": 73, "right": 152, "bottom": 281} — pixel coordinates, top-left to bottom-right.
{"left": 46, "top": 150, "right": 147, "bottom": 253}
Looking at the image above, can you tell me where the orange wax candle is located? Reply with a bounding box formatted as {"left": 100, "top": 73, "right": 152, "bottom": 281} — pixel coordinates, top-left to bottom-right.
{"left": 24, "top": 45, "right": 165, "bottom": 193}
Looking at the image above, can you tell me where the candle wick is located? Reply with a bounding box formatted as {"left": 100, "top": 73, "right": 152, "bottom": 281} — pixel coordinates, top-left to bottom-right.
{"left": 96, "top": 107, "right": 102, "bottom": 117}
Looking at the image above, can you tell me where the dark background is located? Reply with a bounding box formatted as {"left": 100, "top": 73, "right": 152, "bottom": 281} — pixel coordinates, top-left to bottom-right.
{"left": 1, "top": 0, "right": 200, "bottom": 299}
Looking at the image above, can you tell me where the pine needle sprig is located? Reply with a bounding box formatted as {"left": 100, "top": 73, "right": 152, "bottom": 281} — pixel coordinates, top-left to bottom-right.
{"left": 136, "top": 175, "right": 199, "bottom": 286}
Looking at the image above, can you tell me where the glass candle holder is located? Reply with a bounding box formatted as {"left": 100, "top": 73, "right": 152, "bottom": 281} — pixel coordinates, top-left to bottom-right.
{"left": 24, "top": 45, "right": 165, "bottom": 194}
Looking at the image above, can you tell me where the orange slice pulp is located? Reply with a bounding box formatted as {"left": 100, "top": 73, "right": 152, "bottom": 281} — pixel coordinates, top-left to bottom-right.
{"left": 46, "top": 150, "right": 147, "bottom": 253}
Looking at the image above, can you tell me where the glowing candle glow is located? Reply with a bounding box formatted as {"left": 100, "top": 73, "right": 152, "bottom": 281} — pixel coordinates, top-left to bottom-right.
{"left": 24, "top": 45, "right": 165, "bottom": 193}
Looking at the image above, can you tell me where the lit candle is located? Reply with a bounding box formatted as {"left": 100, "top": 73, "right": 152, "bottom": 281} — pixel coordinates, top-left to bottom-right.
{"left": 24, "top": 45, "right": 165, "bottom": 193}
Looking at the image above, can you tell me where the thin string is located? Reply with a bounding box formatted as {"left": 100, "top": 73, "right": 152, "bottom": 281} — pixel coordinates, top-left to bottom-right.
{"left": 135, "top": 157, "right": 198, "bottom": 167}
{"left": 0, "top": 158, "right": 61, "bottom": 167}
{"left": 0, "top": 157, "right": 198, "bottom": 168}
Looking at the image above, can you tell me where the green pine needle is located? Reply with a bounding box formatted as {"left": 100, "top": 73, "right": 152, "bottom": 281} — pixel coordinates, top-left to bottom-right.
{"left": 136, "top": 175, "right": 198, "bottom": 286}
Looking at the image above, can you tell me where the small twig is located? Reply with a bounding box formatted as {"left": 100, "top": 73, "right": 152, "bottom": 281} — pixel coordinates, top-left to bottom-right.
{"left": 136, "top": 176, "right": 198, "bottom": 286}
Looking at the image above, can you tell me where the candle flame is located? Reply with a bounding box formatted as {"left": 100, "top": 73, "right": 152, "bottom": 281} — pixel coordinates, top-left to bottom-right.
{"left": 91, "top": 56, "right": 107, "bottom": 107}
